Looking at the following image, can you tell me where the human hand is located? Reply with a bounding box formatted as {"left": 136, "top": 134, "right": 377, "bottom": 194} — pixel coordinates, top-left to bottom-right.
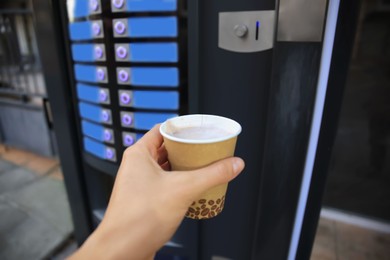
{"left": 70, "top": 125, "right": 245, "bottom": 260}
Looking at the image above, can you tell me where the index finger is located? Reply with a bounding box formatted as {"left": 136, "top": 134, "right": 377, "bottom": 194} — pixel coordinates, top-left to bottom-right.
{"left": 137, "top": 124, "right": 164, "bottom": 152}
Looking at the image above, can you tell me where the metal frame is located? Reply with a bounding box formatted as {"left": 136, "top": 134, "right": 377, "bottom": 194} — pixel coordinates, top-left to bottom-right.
{"left": 32, "top": 0, "right": 93, "bottom": 244}
{"left": 296, "top": 0, "right": 362, "bottom": 258}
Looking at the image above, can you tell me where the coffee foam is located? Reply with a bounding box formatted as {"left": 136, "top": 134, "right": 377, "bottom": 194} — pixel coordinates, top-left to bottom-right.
{"left": 171, "top": 126, "right": 231, "bottom": 140}
{"left": 161, "top": 114, "right": 241, "bottom": 144}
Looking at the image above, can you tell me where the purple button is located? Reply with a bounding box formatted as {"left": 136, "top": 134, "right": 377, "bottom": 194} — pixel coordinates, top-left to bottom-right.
{"left": 103, "top": 129, "right": 112, "bottom": 141}
{"left": 95, "top": 46, "right": 103, "bottom": 59}
{"left": 92, "top": 22, "right": 101, "bottom": 36}
{"left": 112, "top": 0, "right": 124, "bottom": 9}
{"left": 114, "top": 21, "right": 126, "bottom": 35}
{"left": 122, "top": 114, "right": 132, "bottom": 126}
{"left": 106, "top": 148, "right": 114, "bottom": 159}
{"left": 97, "top": 68, "right": 105, "bottom": 81}
{"left": 120, "top": 92, "right": 131, "bottom": 104}
{"left": 116, "top": 46, "right": 127, "bottom": 59}
{"left": 118, "top": 69, "right": 129, "bottom": 82}
{"left": 90, "top": 0, "right": 99, "bottom": 11}
{"left": 101, "top": 110, "right": 110, "bottom": 122}
{"left": 99, "top": 90, "right": 108, "bottom": 102}
{"left": 123, "top": 134, "right": 134, "bottom": 146}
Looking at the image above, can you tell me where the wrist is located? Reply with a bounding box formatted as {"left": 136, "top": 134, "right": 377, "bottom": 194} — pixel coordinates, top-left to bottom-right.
{"left": 72, "top": 211, "right": 161, "bottom": 259}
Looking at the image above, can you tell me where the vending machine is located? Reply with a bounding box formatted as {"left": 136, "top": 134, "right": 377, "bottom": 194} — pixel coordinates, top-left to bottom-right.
{"left": 32, "top": 0, "right": 359, "bottom": 259}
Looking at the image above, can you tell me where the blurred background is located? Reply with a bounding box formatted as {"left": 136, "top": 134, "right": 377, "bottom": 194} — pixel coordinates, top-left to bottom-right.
{"left": 0, "top": 0, "right": 389, "bottom": 259}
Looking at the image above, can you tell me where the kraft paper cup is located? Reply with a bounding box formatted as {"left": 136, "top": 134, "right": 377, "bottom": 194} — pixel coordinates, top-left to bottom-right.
{"left": 160, "top": 114, "right": 241, "bottom": 219}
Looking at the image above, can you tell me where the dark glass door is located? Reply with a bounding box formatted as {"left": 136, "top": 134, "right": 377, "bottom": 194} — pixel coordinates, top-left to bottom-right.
{"left": 323, "top": 10, "right": 390, "bottom": 222}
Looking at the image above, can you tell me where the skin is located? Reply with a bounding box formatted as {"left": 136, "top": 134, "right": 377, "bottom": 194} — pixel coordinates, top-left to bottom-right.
{"left": 69, "top": 125, "right": 245, "bottom": 260}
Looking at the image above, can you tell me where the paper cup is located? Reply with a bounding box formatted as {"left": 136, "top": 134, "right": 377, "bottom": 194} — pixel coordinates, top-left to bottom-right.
{"left": 160, "top": 114, "right": 241, "bottom": 219}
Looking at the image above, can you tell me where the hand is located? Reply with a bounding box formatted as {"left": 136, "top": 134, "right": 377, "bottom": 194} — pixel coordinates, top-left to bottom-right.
{"left": 69, "top": 125, "right": 245, "bottom": 260}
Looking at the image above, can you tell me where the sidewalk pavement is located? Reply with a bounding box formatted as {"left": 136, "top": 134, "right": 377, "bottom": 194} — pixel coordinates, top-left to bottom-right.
{"left": 312, "top": 215, "right": 390, "bottom": 259}
{"left": 0, "top": 144, "right": 73, "bottom": 260}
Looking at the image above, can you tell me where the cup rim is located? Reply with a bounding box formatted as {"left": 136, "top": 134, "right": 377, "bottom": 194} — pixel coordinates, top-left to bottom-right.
{"left": 159, "top": 114, "right": 242, "bottom": 144}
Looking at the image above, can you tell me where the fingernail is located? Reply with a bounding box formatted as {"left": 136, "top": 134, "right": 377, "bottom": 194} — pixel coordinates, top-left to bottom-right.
{"left": 232, "top": 158, "right": 243, "bottom": 173}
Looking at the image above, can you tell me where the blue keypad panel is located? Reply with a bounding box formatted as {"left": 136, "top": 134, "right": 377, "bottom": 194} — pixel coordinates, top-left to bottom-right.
{"left": 79, "top": 102, "right": 112, "bottom": 125}
{"left": 112, "top": 0, "right": 177, "bottom": 12}
{"left": 133, "top": 91, "right": 178, "bottom": 109}
{"left": 120, "top": 111, "right": 177, "bottom": 130}
{"left": 133, "top": 67, "right": 178, "bottom": 87}
{"left": 130, "top": 17, "right": 177, "bottom": 38}
{"left": 67, "top": 0, "right": 184, "bottom": 166}
{"left": 118, "top": 90, "right": 179, "bottom": 110}
{"left": 69, "top": 20, "right": 104, "bottom": 40}
{"left": 72, "top": 43, "right": 106, "bottom": 62}
{"left": 82, "top": 120, "right": 114, "bottom": 144}
{"left": 113, "top": 17, "right": 177, "bottom": 38}
{"left": 75, "top": 64, "right": 108, "bottom": 83}
{"left": 84, "top": 137, "right": 116, "bottom": 162}
{"left": 115, "top": 43, "right": 178, "bottom": 63}
{"left": 117, "top": 67, "right": 178, "bottom": 87}
{"left": 68, "top": 0, "right": 102, "bottom": 19}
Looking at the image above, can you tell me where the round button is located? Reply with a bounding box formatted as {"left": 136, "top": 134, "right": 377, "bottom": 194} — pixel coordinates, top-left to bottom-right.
{"left": 101, "top": 110, "right": 110, "bottom": 122}
{"left": 233, "top": 24, "right": 248, "bottom": 38}
{"left": 103, "top": 130, "right": 112, "bottom": 142}
{"left": 122, "top": 114, "right": 132, "bottom": 126}
{"left": 94, "top": 46, "right": 103, "bottom": 59}
{"left": 118, "top": 69, "right": 129, "bottom": 82}
{"left": 105, "top": 148, "right": 114, "bottom": 159}
{"left": 112, "top": 0, "right": 124, "bottom": 8}
{"left": 123, "top": 134, "right": 134, "bottom": 146}
{"left": 116, "top": 46, "right": 127, "bottom": 59}
{"left": 92, "top": 22, "right": 101, "bottom": 36}
{"left": 114, "top": 21, "right": 126, "bottom": 35}
{"left": 120, "top": 92, "right": 131, "bottom": 104}
{"left": 90, "top": 0, "right": 99, "bottom": 11}
{"left": 97, "top": 68, "right": 105, "bottom": 81}
{"left": 99, "top": 90, "right": 108, "bottom": 102}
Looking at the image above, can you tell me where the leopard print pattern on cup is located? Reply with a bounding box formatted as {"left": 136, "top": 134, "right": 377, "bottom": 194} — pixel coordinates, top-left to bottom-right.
{"left": 185, "top": 196, "right": 225, "bottom": 219}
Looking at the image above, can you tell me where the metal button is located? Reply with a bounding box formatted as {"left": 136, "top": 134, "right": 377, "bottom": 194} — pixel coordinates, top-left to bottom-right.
{"left": 101, "top": 110, "right": 110, "bottom": 122}
{"left": 120, "top": 92, "right": 131, "bottom": 104}
{"left": 116, "top": 46, "right": 127, "bottom": 59}
{"left": 99, "top": 89, "right": 108, "bottom": 102}
{"left": 95, "top": 46, "right": 103, "bottom": 59}
{"left": 103, "top": 129, "right": 112, "bottom": 142}
{"left": 114, "top": 21, "right": 126, "bottom": 35}
{"left": 96, "top": 68, "right": 105, "bottom": 81}
{"left": 90, "top": 0, "right": 99, "bottom": 11}
{"left": 233, "top": 24, "right": 248, "bottom": 38}
{"left": 92, "top": 22, "right": 101, "bottom": 36}
{"left": 123, "top": 134, "right": 134, "bottom": 146}
{"left": 122, "top": 114, "right": 132, "bottom": 126}
{"left": 105, "top": 148, "right": 114, "bottom": 159}
{"left": 112, "top": 0, "right": 124, "bottom": 9}
{"left": 118, "top": 69, "right": 129, "bottom": 82}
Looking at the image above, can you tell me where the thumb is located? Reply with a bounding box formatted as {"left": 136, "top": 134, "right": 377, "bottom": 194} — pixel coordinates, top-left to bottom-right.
{"left": 179, "top": 157, "right": 245, "bottom": 196}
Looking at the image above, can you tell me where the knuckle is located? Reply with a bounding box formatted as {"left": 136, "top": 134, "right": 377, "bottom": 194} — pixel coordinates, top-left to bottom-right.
{"left": 122, "top": 146, "right": 133, "bottom": 158}
{"left": 122, "top": 145, "right": 138, "bottom": 160}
